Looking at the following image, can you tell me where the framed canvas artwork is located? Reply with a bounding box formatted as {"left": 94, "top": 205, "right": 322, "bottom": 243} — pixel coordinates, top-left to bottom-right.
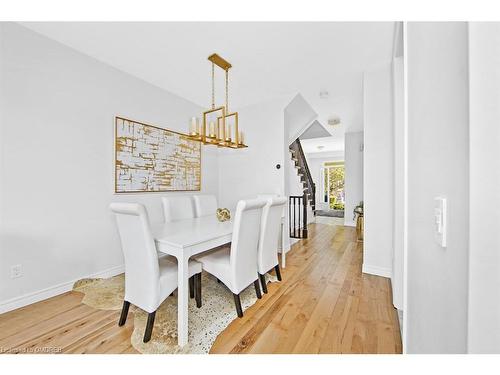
{"left": 114, "top": 116, "right": 201, "bottom": 193}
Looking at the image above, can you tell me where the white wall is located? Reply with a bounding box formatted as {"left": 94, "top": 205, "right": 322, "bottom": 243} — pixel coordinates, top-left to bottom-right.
{"left": 217, "top": 96, "right": 288, "bottom": 209}
{"left": 406, "top": 22, "right": 469, "bottom": 353}
{"left": 0, "top": 24, "right": 5, "bottom": 235}
{"left": 284, "top": 94, "right": 318, "bottom": 144}
{"left": 284, "top": 94, "right": 317, "bottom": 201}
{"left": 0, "top": 23, "right": 218, "bottom": 311}
{"left": 392, "top": 56, "right": 404, "bottom": 310}
{"left": 344, "top": 132, "right": 363, "bottom": 227}
{"left": 363, "top": 64, "right": 394, "bottom": 278}
{"left": 467, "top": 22, "right": 500, "bottom": 353}
{"left": 288, "top": 157, "right": 305, "bottom": 197}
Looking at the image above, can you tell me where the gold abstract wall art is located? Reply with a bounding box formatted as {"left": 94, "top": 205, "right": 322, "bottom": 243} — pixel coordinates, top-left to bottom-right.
{"left": 115, "top": 117, "right": 201, "bottom": 193}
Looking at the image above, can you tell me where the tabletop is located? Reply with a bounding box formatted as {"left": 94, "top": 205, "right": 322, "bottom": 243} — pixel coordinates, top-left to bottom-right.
{"left": 152, "top": 215, "right": 233, "bottom": 248}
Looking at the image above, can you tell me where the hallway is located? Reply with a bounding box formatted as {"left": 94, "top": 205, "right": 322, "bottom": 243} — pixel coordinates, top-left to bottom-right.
{"left": 211, "top": 223, "right": 402, "bottom": 353}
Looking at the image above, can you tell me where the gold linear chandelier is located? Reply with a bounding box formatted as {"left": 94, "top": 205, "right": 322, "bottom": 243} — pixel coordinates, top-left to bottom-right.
{"left": 188, "top": 53, "right": 247, "bottom": 149}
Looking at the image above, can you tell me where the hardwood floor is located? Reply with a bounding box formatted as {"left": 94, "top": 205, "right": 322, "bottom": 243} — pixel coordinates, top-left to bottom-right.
{"left": 0, "top": 223, "right": 401, "bottom": 354}
{"left": 210, "top": 224, "right": 401, "bottom": 354}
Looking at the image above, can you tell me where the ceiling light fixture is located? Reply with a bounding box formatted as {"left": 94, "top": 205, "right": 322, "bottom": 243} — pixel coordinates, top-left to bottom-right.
{"left": 188, "top": 53, "right": 247, "bottom": 149}
{"left": 328, "top": 115, "right": 341, "bottom": 127}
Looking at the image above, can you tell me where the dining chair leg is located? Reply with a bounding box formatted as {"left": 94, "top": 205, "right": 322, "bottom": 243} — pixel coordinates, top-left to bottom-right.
{"left": 143, "top": 311, "right": 156, "bottom": 343}
{"left": 118, "top": 300, "right": 130, "bottom": 326}
{"left": 195, "top": 273, "right": 202, "bottom": 308}
{"left": 233, "top": 293, "right": 243, "bottom": 318}
{"left": 189, "top": 276, "right": 195, "bottom": 299}
{"left": 259, "top": 273, "right": 268, "bottom": 294}
{"left": 254, "top": 280, "right": 262, "bottom": 299}
{"left": 274, "top": 264, "right": 282, "bottom": 281}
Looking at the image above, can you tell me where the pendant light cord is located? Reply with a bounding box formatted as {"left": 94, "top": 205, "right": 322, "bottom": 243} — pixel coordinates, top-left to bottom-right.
{"left": 225, "top": 69, "right": 229, "bottom": 113}
{"left": 212, "top": 62, "right": 215, "bottom": 110}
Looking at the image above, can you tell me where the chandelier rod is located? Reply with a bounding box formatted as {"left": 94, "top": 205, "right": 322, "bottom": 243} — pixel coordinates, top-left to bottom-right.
{"left": 211, "top": 62, "right": 215, "bottom": 110}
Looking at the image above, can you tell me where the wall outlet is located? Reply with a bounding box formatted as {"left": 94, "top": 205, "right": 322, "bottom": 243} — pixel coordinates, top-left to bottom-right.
{"left": 10, "top": 264, "right": 22, "bottom": 279}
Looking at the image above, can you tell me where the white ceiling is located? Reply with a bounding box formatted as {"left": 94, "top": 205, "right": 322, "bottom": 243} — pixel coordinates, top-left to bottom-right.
{"left": 21, "top": 22, "right": 395, "bottom": 144}
{"left": 301, "top": 136, "right": 345, "bottom": 155}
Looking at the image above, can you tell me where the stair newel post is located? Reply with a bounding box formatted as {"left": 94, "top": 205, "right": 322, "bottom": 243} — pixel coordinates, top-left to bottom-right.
{"left": 312, "top": 183, "right": 316, "bottom": 213}
{"left": 302, "top": 192, "right": 308, "bottom": 238}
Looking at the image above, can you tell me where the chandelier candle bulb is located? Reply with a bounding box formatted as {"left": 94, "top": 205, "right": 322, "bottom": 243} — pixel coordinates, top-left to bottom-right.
{"left": 209, "top": 121, "right": 215, "bottom": 137}
{"left": 239, "top": 131, "right": 244, "bottom": 145}
{"left": 190, "top": 117, "right": 198, "bottom": 135}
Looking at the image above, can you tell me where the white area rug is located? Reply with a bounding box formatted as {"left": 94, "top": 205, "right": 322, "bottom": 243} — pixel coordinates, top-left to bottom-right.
{"left": 73, "top": 272, "right": 275, "bottom": 354}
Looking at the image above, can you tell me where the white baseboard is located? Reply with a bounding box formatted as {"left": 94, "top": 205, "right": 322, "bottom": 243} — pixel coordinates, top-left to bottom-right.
{"left": 0, "top": 264, "right": 124, "bottom": 314}
{"left": 362, "top": 264, "right": 392, "bottom": 278}
{"left": 397, "top": 309, "right": 403, "bottom": 336}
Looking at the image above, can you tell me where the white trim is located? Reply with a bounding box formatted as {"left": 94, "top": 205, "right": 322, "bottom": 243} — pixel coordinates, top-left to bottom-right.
{"left": 362, "top": 263, "right": 392, "bottom": 278}
{"left": 0, "top": 264, "right": 125, "bottom": 314}
{"left": 344, "top": 220, "right": 356, "bottom": 227}
{"left": 402, "top": 21, "right": 409, "bottom": 354}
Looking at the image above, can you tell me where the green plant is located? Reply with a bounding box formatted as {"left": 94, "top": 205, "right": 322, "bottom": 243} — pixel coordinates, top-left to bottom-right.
{"left": 333, "top": 202, "right": 345, "bottom": 210}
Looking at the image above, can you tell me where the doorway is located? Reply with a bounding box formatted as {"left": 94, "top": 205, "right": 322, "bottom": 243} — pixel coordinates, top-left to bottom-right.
{"left": 323, "top": 161, "right": 345, "bottom": 210}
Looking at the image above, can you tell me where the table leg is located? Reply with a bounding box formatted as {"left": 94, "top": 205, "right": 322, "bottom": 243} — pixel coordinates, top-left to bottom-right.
{"left": 177, "top": 254, "right": 189, "bottom": 347}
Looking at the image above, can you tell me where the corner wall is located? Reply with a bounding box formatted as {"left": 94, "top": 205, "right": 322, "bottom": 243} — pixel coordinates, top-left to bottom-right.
{"left": 344, "top": 132, "right": 363, "bottom": 227}
{"left": 406, "top": 22, "right": 469, "bottom": 353}
{"left": 363, "top": 64, "right": 394, "bottom": 278}
{"left": 392, "top": 56, "right": 404, "bottom": 310}
{"left": 467, "top": 22, "right": 500, "bottom": 353}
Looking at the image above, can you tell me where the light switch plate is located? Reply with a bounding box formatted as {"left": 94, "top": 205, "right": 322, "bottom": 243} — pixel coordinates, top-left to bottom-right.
{"left": 434, "top": 197, "right": 447, "bottom": 247}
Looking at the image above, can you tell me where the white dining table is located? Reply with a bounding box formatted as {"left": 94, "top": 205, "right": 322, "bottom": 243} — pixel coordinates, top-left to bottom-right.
{"left": 152, "top": 213, "right": 288, "bottom": 347}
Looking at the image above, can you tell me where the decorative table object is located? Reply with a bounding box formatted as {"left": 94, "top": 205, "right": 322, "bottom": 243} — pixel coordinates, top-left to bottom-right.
{"left": 216, "top": 208, "right": 231, "bottom": 222}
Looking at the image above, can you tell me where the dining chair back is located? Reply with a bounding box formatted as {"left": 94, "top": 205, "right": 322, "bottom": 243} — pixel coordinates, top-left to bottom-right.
{"left": 193, "top": 194, "right": 218, "bottom": 217}
{"left": 162, "top": 196, "right": 195, "bottom": 222}
{"left": 257, "top": 197, "right": 287, "bottom": 293}
{"left": 230, "top": 198, "right": 267, "bottom": 294}
{"left": 194, "top": 198, "right": 266, "bottom": 317}
{"left": 109, "top": 203, "right": 160, "bottom": 313}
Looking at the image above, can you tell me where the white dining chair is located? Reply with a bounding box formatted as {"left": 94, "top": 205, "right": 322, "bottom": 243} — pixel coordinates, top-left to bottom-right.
{"left": 192, "top": 194, "right": 218, "bottom": 217}
{"left": 161, "top": 196, "right": 201, "bottom": 298}
{"left": 257, "top": 196, "right": 287, "bottom": 293}
{"left": 162, "top": 196, "right": 195, "bottom": 222}
{"left": 110, "top": 202, "right": 202, "bottom": 343}
{"left": 195, "top": 199, "right": 266, "bottom": 317}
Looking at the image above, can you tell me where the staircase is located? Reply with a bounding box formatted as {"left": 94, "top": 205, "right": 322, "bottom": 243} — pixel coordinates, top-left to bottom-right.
{"left": 288, "top": 138, "right": 316, "bottom": 239}
{"left": 289, "top": 138, "right": 316, "bottom": 211}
